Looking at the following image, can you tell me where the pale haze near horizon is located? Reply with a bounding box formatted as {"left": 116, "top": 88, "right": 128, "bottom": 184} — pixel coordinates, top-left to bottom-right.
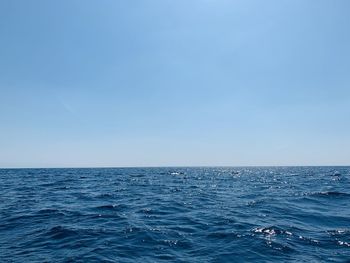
{"left": 0, "top": 0, "right": 350, "bottom": 168}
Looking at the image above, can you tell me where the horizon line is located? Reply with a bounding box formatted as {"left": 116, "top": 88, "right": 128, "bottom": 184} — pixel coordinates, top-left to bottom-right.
{"left": 0, "top": 165, "right": 349, "bottom": 169}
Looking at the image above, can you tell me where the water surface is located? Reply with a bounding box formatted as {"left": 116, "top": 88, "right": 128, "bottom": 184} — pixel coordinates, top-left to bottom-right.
{"left": 1, "top": 167, "right": 349, "bottom": 262}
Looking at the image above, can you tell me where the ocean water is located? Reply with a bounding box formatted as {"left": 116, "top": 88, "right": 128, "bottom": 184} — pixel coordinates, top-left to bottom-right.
{"left": 0, "top": 167, "right": 349, "bottom": 262}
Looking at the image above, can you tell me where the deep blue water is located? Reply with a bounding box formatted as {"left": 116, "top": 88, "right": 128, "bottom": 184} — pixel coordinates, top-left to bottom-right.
{"left": 1, "top": 167, "right": 350, "bottom": 262}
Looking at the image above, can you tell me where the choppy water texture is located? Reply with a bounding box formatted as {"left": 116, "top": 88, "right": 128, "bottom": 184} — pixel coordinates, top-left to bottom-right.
{"left": 1, "top": 167, "right": 350, "bottom": 262}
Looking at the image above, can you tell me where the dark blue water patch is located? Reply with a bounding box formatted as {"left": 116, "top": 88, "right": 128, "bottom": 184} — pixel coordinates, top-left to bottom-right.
{"left": 307, "top": 191, "right": 350, "bottom": 198}
{"left": 1, "top": 167, "right": 350, "bottom": 262}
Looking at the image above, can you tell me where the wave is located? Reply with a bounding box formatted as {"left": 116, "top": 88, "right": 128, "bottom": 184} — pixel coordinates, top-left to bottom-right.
{"left": 252, "top": 226, "right": 293, "bottom": 237}
{"left": 306, "top": 191, "right": 350, "bottom": 198}
{"left": 94, "top": 204, "right": 126, "bottom": 210}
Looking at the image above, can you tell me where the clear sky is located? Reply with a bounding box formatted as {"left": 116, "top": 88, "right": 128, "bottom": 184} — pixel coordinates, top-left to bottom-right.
{"left": 1, "top": 0, "right": 349, "bottom": 168}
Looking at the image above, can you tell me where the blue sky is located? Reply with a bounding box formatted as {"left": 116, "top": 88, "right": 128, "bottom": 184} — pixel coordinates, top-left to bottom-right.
{"left": 0, "top": 0, "right": 349, "bottom": 167}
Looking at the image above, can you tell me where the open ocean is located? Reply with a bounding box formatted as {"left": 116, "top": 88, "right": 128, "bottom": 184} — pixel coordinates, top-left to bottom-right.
{"left": 1, "top": 167, "right": 349, "bottom": 262}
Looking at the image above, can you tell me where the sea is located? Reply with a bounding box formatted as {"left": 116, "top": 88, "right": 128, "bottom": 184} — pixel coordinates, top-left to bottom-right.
{"left": 1, "top": 167, "right": 349, "bottom": 262}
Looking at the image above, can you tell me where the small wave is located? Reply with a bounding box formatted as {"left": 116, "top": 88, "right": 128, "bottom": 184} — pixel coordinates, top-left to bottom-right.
{"left": 252, "top": 226, "right": 293, "bottom": 236}
{"left": 297, "top": 235, "right": 320, "bottom": 245}
{"left": 265, "top": 240, "right": 295, "bottom": 253}
{"left": 169, "top": 171, "right": 185, "bottom": 176}
{"left": 170, "top": 187, "right": 181, "bottom": 192}
{"left": 6, "top": 209, "right": 66, "bottom": 223}
{"left": 207, "top": 231, "right": 242, "bottom": 239}
{"left": 156, "top": 254, "right": 176, "bottom": 260}
{"left": 246, "top": 199, "right": 265, "bottom": 207}
{"left": 141, "top": 207, "right": 152, "bottom": 214}
{"left": 45, "top": 225, "right": 108, "bottom": 240}
{"left": 327, "top": 229, "right": 350, "bottom": 235}
{"left": 55, "top": 186, "right": 70, "bottom": 190}
{"left": 38, "top": 182, "right": 57, "bottom": 187}
{"left": 95, "top": 193, "right": 115, "bottom": 199}
{"left": 37, "top": 208, "right": 60, "bottom": 214}
{"left": 36, "top": 208, "right": 65, "bottom": 217}
{"left": 46, "top": 226, "right": 79, "bottom": 240}
{"left": 307, "top": 191, "right": 350, "bottom": 198}
{"left": 331, "top": 171, "right": 341, "bottom": 176}
{"left": 337, "top": 240, "right": 350, "bottom": 247}
{"left": 95, "top": 204, "right": 126, "bottom": 210}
